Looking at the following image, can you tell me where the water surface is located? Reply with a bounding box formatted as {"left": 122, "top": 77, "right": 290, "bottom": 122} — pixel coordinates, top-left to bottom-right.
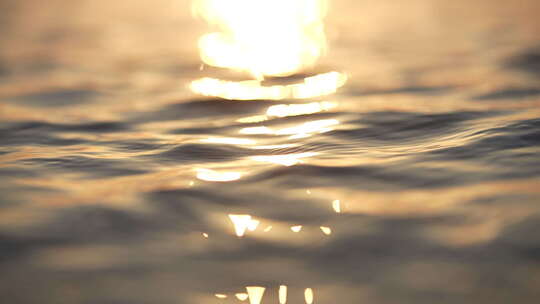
{"left": 1, "top": 0, "right": 540, "bottom": 303}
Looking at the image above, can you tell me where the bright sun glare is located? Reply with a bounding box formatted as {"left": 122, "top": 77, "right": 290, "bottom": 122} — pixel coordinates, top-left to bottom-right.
{"left": 191, "top": 0, "right": 346, "bottom": 100}
{"left": 193, "top": 0, "right": 328, "bottom": 79}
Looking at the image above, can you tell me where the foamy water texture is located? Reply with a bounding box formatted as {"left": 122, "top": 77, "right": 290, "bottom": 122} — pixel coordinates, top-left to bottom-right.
{"left": 1, "top": 0, "right": 540, "bottom": 303}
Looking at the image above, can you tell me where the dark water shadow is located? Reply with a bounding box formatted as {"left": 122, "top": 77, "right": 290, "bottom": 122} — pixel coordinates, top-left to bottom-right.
{"left": 473, "top": 88, "right": 540, "bottom": 101}
{"left": 20, "top": 156, "right": 149, "bottom": 178}
{"left": 333, "top": 111, "right": 501, "bottom": 143}
{"left": 504, "top": 48, "right": 540, "bottom": 77}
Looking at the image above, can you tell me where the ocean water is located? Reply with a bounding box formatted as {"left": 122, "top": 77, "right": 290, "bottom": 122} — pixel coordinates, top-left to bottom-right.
{"left": 1, "top": 0, "right": 540, "bottom": 303}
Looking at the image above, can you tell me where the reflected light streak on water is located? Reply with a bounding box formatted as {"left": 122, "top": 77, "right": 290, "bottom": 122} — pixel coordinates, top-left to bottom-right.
{"left": 305, "top": 288, "right": 314, "bottom": 304}
{"left": 246, "top": 286, "right": 266, "bottom": 304}
{"left": 332, "top": 199, "right": 341, "bottom": 213}
{"left": 279, "top": 285, "right": 288, "bottom": 304}
{"left": 240, "top": 119, "right": 340, "bottom": 140}
{"left": 201, "top": 137, "right": 256, "bottom": 145}
{"left": 291, "top": 225, "right": 303, "bottom": 232}
{"left": 196, "top": 168, "right": 243, "bottom": 182}
{"left": 266, "top": 101, "right": 337, "bottom": 117}
{"left": 190, "top": 72, "right": 347, "bottom": 100}
{"left": 236, "top": 293, "right": 249, "bottom": 301}
{"left": 250, "top": 152, "right": 317, "bottom": 166}
{"left": 237, "top": 100, "right": 338, "bottom": 123}
{"left": 320, "top": 226, "right": 332, "bottom": 235}
{"left": 247, "top": 219, "right": 260, "bottom": 231}
{"left": 228, "top": 214, "right": 260, "bottom": 237}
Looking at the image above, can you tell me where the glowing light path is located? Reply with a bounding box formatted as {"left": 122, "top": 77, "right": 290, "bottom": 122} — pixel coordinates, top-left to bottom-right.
{"left": 320, "top": 226, "right": 332, "bottom": 235}
{"left": 291, "top": 225, "right": 303, "bottom": 232}
{"left": 279, "top": 285, "right": 287, "bottom": 304}
{"left": 190, "top": 71, "right": 347, "bottom": 100}
{"left": 305, "top": 288, "right": 314, "bottom": 304}
{"left": 332, "top": 199, "right": 341, "bottom": 213}
{"left": 196, "top": 169, "right": 242, "bottom": 182}
{"left": 236, "top": 293, "right": 249, "bottom": 301}
{"left": 246, "top": 286, "right": 266, "bottom": 304}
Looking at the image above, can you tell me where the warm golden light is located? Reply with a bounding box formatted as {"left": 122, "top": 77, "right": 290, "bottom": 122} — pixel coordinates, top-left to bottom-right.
{"left": 247, "top": 219, "right": 260, "bottom": 231}
{"left": 291, "top": 225, "right": 303, "bottom": 232}
{"left": 250, "top": 152, "right": 317, "bottom": 166}
{"left": 277, "top": 119, "right": 339, "bottom": 136}
{"left": 263, "top": 225, "right": 273, "bottom": 232}
{"left": 191, "top": 0, "right": 347, "bottom": 100}
{"left": 237, "top": 101, "right": 336, "bottom": 124}
{"left": 266, "top": 101, "right": 337, "bottom": 117}
{"left": 246, "top": 286, "right": 266, "bottom": 304}
{"left": 190, "top": 72, "right": 347, "bottom": 100}
{"left": 250, "top": 144, "right": 297, "bottom": 150}
{"left": 201, "top": 137, "right": 256, "bottom": 145}
{"left": 215, "top": 293, "right": 227, "bottom": 299}
{"left": 236, "top": 293, "right": 249, "bottom": 301}
{"left": 202, "top": 232, "right": 209, "bottom": 238}
{"left": 196, "top": 169, "right": 242, "bottom": 182}
{"left": 240, "top": 119, "right": 339, "bottom": 139}
{"left": 332, "top": 199, "right": 341, "bottom": 213}
{"left": 279, "top": 285, "right": 288, "bottom": 304}
{"left": 237, "top": 115, "right": 268, "bottom": 123}
{"left": 228, "top": 214, "right": 252, "bottom": 237}
{"left": 193, "top": 0, "right": 328, "bottom": 78}
{"left": 239, "top": 126, "right": 274, "bottom": 135}
{"left": 320, "top": 226, "right": 332, "bottom": 235}
{"left": 304, "top": 288, "right": 314, "bottom": 304}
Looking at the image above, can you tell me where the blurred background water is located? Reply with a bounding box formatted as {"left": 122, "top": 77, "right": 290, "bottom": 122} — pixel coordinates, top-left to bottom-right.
{"left": 1, "top": 0, "right": 540, "bottom": 303}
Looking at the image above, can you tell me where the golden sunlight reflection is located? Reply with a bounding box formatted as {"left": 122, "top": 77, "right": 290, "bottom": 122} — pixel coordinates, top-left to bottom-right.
{"left": 238, "top": 101, "right": 337, "bottom": 124}
{"left": 228, "top": 214, "right": 259, "bottom": 237}
{"left": 215, "top": 293, "right": 227, "bottom": 299}
{"left": 291, "top": 225, "right": 303, "bottom": 232}
{"left": 190, "top": 72, "right": 347, "bottom": 100}
{"left": 276, "top": 119, "right": 339, "bottom": 136}
{"left": 236, "top": 293, "right": 249, "bottom": 301}
{"left": 239, "top": 126, "right": 274, "bottom": 135}
{"left": 247, "top": 219, "right": 260, "bottom": 231}
{"left": 240, "top": 119, "right": 339, "bottom": 139}
{"left": 201, "top": 137, "right": 255, "bottom": 145}
{"left": 332, "top": 199, "right": 341, "bottom": 213}
{"left": 267, "top": 101, "right": 337, "bottom": 117}
{"left": 250, "top": 144, "right": 297, "bottom": 150}
{"left": 192, "top": 0, "right": 328, "bottom": 78}
{"left": 320, "top": 226, "right": 332, "bottom": 235}
{"left": 195, "top": 169, "right": 242, "bottom": 182}
{"left": 250, "top": 152, "right": 317, "bottom": 166}
{"left": 279, "top": 285, "right": 288, "bottom": 304}
{"left": 246, "top": 286, "right": 266, "bottom": 304}
{"left": 202, "top": 232, "right": 209, "bottom": 238}
{"left": 263, "top": 225, "right": 273, "bottom": 232}
{"left": 305, "top": 288, "right": 314, "bottom": 304}
{"left": 237, "top": 115, "right": 268, "bottom": 123}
